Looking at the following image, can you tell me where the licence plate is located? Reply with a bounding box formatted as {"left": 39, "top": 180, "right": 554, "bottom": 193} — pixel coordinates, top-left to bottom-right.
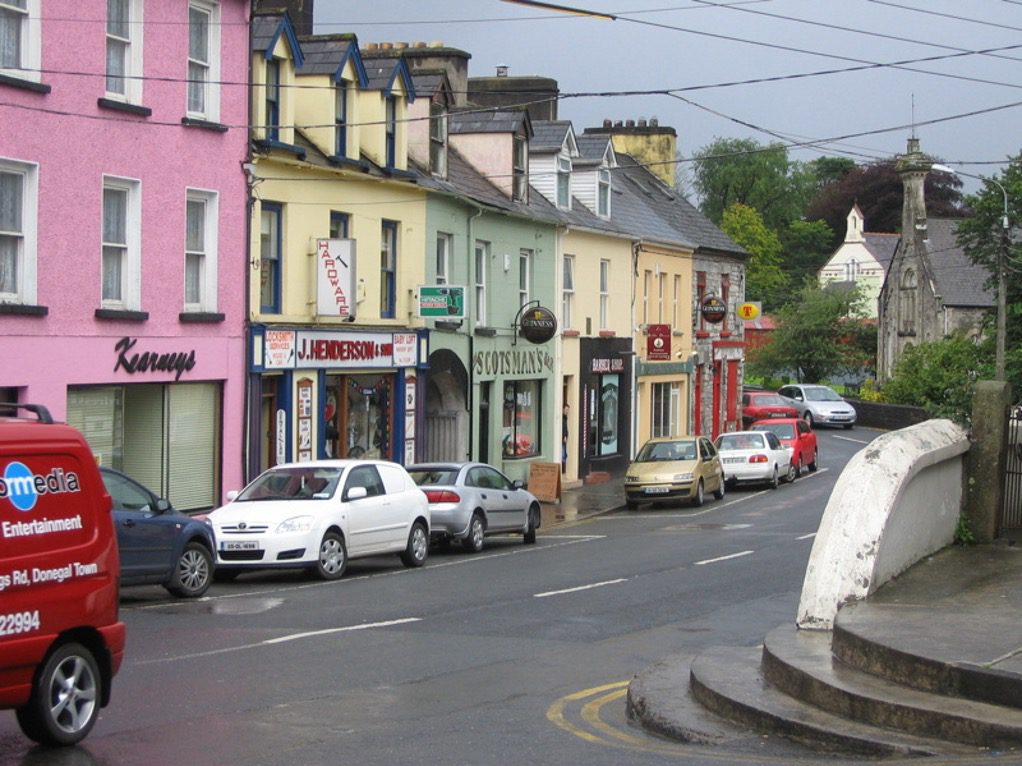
{"left": 724, "top": 457, "right": 745, "bottom": 464}
{"left": 770, "top": 413, "right": 785, "bottom": 418}
{"left": 644, "top": 486, "right": 670, "bottom": 495}
{"left": 223, "top": 541, "right": 259, "bottom": 552}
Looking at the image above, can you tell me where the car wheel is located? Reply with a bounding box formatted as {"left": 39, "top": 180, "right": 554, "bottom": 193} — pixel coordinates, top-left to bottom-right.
{"left": 768, "top": 467, "right": 779, "bottom": 489}
{"left": 16, "top": 642, "right": 101, "bottom": 746}
{"left": 166, "top": 541, "right": 213, "bottom": 598}
{"left": 785, "top": 459, "right": 798, "bottom": 483}
{"left": 795, "top": 456, "right": 804, "bottom": 478}
{"left": 524, "top": 504, "right": 540, "bottom": 544}
{"left": 803, "top": 411, "right": 814, "bottom": 427}
{"left": 463, "top": 513, "right": 485, "bottom": 553}
{"left": 713, "top": 473, "right": 725, "bottom": 500}
{"left": 400, "top": 522, "right": 429, "bottom": 567}
{"left": 844, "top": 423, "right": 854, "bottom": 430}
{"left": 314, "top": 531, "right": 347, "bottom": 580}
{"left": 809, "top": 449, "right": 819, "bottom": 472}
{"left": 691, "top": 479, "right": 705, "bottom": 507}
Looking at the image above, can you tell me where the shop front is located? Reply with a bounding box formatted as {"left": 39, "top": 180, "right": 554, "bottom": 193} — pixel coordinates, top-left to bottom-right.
{"left": 248, "top": 326, "right": 427, "bottom": 478}
{"left": 577, "top": 337, "right": 632, "bottom": 479}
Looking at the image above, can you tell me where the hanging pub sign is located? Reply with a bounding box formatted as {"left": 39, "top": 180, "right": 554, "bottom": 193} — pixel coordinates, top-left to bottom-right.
{"left": 519, "top": 305, "right": 558, "bottom": 344}
{"left": 700, "top": 295, "right": 727, "bottom": 324}
{"left": 646, "top": 323, "right": 671, "bottom": 361}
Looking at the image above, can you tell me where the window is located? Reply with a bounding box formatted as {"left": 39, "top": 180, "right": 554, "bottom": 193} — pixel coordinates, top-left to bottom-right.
{"left": 598, "top": 168, "right": 610, "bottom": 217}
{"left": 658, "top": 272, "right": 666, "bottom": 322}
{"left": 651, "top": 382, "right": 680, "bottom": 438}
{"left": 899, "top": 267, "right": 917, "bottom": 335}
{"left": 329, "top": 210, "right": 349, "bottom": 239}
{"left": 436, "top": 232, "right": 451, "bottom": 285}
{"left": 188, "top": 1, "right": 220, "bottom": 120}
{"left": 259, "top": 202, "right": 282, "bottom": 313}
{"left": 429, "top": 100, "right": 447, "bottom": 177}
{"left": 562, "top": 254, "right": 574, "bottom": 329}
{"left": 502, "top": 379, "right": 540, "bottom": 457}
{"left": 0, "top": 160, "right": 37, "bottom": 305}
{"left": 642, "top": 269, "right": 650, "bottom": 326}
{"left": 512, "top": 135, "right": 528, "bottom": 202}
{"left": 845, "top": 258, "right": 859, "bottom": 282}
{"left": 380, "top": 220, "right": 397, "bottom": 318}
{"left": 265, "top": 59, "right": 281, "bottom": 141}
{"left": 588, "top": 374, "right": 619, "bottom": 456}
{"left": 334, "top": 80, "right": 349, "bottom": 158}
{"left": 556, "top": 156, "right": 571, "bottom": 208}
{"left": 184, "top": 189, "right": 218, "bottom": 312}
{"left": 696, "top": 271, "right": 706, "bottom": 332}
{"left": 1, "top": 0, "right": 40, "bottom": 82}
{"left": 385, "top": 96, "right": 397, "bottom": 168}
{"left": 474, "top": 240, "right": 488, "bottom": 325}
{"left": 519, "top": 249, "right": 531, "bottom": 308}
{"left": 101, "top": 176, "right": 141, "bottom": 310}
{"left": 672, "top": 274, "right": 680, "bottom": 329}
{"left": 720, "top": 273, "right": 731, "bottom": 333}
{"left": 106, "top": 0, "right": 142, "bottom": 102}
{"left": 600, "top": 259, "right": 610, "bottom": 329}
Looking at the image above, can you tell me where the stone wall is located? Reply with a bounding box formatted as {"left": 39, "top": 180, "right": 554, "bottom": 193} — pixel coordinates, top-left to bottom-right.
{"left": 847, "top": 399, "right": 929, "bottom": 431}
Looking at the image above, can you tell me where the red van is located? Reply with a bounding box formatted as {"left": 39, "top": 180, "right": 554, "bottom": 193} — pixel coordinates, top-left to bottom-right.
{"left": 0, "top": 404, "right": 125, "bottom": 746}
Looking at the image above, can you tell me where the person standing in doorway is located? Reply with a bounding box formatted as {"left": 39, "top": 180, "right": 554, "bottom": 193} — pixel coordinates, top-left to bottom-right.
{"left": 562, "top": 403, "right": 570, "bottom": 471}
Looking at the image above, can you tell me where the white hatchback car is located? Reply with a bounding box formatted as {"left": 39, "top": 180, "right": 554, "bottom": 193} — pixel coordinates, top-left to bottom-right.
{"left": 714, "top": 430, "right": 794, "bottom": 488}
{"left": 206, "top": 460, "right": 430, "bottom": 580}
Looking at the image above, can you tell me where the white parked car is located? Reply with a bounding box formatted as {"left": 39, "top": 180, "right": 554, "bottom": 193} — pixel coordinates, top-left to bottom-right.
{"left": 206, "top": 460, "right": 430, "bottom": 580}
{"left": 714, "top": 430, "right": 794, "bottom": 488}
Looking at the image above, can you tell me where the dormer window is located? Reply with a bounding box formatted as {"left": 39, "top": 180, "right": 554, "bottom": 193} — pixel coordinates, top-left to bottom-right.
{"left": 556, "top": 157, "right": 571, "bottom": 208}
{"left": 598, "top": 168, "right": 611, "bottom": 217}
{"left": 430, "top": 101, "right": 447, "bottom": 177}
{"left": 513, "top": 135, "right": 528, "bottom": 202}
{"left": 385, "top": 95, "right": 397, "bottom": 168}
{"left": 335, "top": 80, "right": 349, "bottom": 158}
{"left": 265, "top": 59, "right": 281, "bottom": 141}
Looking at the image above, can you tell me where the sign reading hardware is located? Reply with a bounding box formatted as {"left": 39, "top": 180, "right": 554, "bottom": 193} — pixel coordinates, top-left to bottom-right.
{"left": 316, "top": 238, "right": 356, "bottom": 318}
{"left": 418, "top": 286, "right": 466, "bottom": 319}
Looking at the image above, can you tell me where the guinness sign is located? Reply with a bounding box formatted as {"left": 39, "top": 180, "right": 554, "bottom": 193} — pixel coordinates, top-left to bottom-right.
{"left": 519, "top": 305, "right": 558, "bottom": 344}
{"left": 700, "top": 295, "right": 727, "bottom": 324}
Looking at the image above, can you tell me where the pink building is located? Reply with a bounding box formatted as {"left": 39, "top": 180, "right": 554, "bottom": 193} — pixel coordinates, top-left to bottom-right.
{"left": 1, "top": 1, "right": 250, "bottom": 510}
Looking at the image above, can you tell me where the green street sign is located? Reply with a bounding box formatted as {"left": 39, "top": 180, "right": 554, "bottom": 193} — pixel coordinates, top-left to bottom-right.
{"left": 418, "top": 285, "right": 466, "bottom": 319}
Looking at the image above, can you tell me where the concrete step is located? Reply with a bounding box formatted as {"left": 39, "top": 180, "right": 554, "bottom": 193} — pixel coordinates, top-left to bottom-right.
{"left": 690, "top": 644, "right": 979, "bottom": 757}
{"left": 762, "top": 623, "right": 1022, "bottom": 748}
{"left": 834, "top": 601, "right": 1022, "bottom": 710}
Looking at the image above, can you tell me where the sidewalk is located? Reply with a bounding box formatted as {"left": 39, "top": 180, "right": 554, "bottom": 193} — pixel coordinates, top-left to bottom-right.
{"left": 539, "top": 475, "right": 624, "bottom": 529}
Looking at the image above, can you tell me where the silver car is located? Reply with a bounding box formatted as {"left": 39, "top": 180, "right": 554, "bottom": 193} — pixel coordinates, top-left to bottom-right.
{"left": 407, "top": 462, "right": 541, "bottom": 552}
{"left": 778, "top": 384, "right": 857, "bottom": 429}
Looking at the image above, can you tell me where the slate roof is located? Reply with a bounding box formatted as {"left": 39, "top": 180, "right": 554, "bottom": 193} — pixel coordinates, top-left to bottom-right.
{"left": 925, "top": 218, "right": 994, "bottom": 308}
{"left": 252, "top": 14, "right": 283, "bottom": 54}
{"left": 360, "top": 53, "right": 413, "bottom": 97}
{"left": 297, "top": 35, "right": 362, "bottom": 81}
{"left": 410, "top": 71, "right": 449, "bottom": 101}
{"left": 863, "top": 232, "right": 899, "bottom": 270}
{"left": 575, "top": 133, "right": 612, "bottom": 166}
{"left": 450, "top": 109, "right": 531, "bottom": 137}
{"left": 530, "top": 120, "right": 573, "bottom": 153}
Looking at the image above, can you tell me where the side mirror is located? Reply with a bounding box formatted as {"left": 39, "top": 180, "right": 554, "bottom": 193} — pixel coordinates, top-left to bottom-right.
{"left": 226, "top": 490, "right": 240, "bottom": 502}
{"left": 345, "top": 486, "right": 368, "bottom": 501}
{"left": 154, "top": 498, "right": 172, "bottom": 513}
{"left": 512, "top": 480, "right": 524, "bottom": 490}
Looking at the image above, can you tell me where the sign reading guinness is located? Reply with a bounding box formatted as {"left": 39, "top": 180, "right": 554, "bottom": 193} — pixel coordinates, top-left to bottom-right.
{"left": 518, "top": 305, "right": 558, "bottom": 344}
{"left": 700, "top": 295, "right": 727, "bottom": 324}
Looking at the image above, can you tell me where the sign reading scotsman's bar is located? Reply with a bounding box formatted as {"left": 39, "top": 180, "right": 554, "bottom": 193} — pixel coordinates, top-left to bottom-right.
{"left": 316, "top": 239, "right": 356, "bottom": 318}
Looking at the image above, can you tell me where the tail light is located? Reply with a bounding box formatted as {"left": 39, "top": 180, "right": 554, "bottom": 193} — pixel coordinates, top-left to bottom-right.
{"left": 425, "top": 489, "right": 461, "bottom": 504}
{"left": 749, "top": 454, "right": 769, "bottom": 464}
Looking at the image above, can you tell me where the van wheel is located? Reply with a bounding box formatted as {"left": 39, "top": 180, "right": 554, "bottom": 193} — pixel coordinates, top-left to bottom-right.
{"left": 400, "top": 522, "right": 429, "bottom": 567}
{"left": 16, "top": 642, "right": 101, "bottom": 746}
{"left": 313, "top": 531, "right": 347, "bottom": 580}
{"left": 463, "top": 513, "right": 485, "bottom": 553}
{"left": 167, "top": 541, "right": 213, "bottom": 598}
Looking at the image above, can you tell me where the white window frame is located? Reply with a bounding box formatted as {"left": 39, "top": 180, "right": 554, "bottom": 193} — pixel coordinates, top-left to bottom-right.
{"left": 475, "top": 240, "right": 488, "bottom": 326}
{"left": 556, "top": 156, "right": 571, "bottom": 209}
{"left": 101, "top": 175, "right": 142, "bottom": 311}
{"left": 562, "top": 254, "right": 574, "bottom": 330}
{"left": 512, "top": 136, "right": 528, "bottom": 202}
{"left": 600, "top": 259, "right": 610, "bottom": 329}
{"left": 598, "top": 168, "right": 611, "bottom": 218}
{"left": 435, "top": 232, "right": 451, "bottom": 285}
{"left": 0, "top": 158, "right": 38, "bottom": 305}
{"left": 106, "top": 0, "right": 144, "bottom": 104}
{"left": 187, "top": 0, "right": 221, "bottom": 122}
{"left": 518, "top": 249, "right": 531, "bottom": 308}
{"left": 0, "top": 0, "right": 41, "bottom": 83}
{"left": 672, "top": 274, "right": 680, "bottom": 329}
{"left": 184, "top": 188, "right": 218, "bottom": 313}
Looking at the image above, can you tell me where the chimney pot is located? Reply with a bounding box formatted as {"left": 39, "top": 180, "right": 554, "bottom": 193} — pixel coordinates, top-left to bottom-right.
{"left": 603, "top": 119, "right": 611, "bottom": 128}
{"left": 614, "top": 120, "right": 624, "bottom": 128}
{"left": 496, "top": 64, "right": 508, "bottom": 77}
{"left": 626, "top": 119, "right": 635, "bottom": 128}
{"left": 650, "top": 117, "right": 658, "bottom": 127}
{"left": 638, "top": 119, "right": 647, "bottom": 127}
{"left": 394, "top": 41, "right": 408, "bottom": 50}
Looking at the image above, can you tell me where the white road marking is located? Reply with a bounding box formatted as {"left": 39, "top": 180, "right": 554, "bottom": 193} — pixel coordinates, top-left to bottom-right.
{"left": 797, "top": 532, "right": 817, "bottom": 540}
{"left": 534, "top": 578, "right": 628, "bottom": 598}
{"left": 264, "top": 617, "right": 421, "bottom": 644}
{"left": 833, "top": 434, "right": 871, "bottom": 444}
{"left": 694, "top": 550, "right": 754, "bottom": 566}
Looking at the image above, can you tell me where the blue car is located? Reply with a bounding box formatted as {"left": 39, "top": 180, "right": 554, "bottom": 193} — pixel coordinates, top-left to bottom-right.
{"left": 101, "top": 467, "right": 216, "bottom": 598}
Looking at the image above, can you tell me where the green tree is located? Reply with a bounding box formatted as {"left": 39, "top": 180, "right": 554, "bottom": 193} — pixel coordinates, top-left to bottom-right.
{"left": 747, "top": 282, "right": 870, "bottom": 383}
{"left": 720, "top": 203, "right": 788, "bottom": 310}
{"left": 780, "top": 218, "right": 834, "bottom": 289}
{"left": 881, "top": 335, "right": 993, "bottom": 424}
{"left": 952, "top": 154, "right": 1022, "bottom": 390}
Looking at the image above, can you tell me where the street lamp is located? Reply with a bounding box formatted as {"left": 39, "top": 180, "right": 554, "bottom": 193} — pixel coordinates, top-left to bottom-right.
{"left": 931, "top": 163, "right": 1011, "bottom": 381}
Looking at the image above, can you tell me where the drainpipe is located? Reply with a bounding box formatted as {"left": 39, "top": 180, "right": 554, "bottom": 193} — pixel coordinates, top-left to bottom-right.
{"left": 467, "top": 206, "right": 483, "bottom": 460}
{"left": 631, "top": 239, "right": 642, "bottom": 458}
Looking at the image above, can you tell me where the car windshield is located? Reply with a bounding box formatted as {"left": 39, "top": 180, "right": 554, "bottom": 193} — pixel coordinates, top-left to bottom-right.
{"left": 753, "top": 423, "right": 795, "bottom": 439}
{"left": 236, "top": 467, "right": 342, "bottom": 501}
{"left": 751, "top": 394, "right": 789, "bottom": 406}
{"left": 636, "top": 440, "right": 698, "bottom": 462}
{"left": 408, "top": 468, "right": 459, "bottom": 486}
{"left": 717, "top": 433, "right": 766, "bottom": 451}
{"left": 805, "top": 387, "right": 842, "bottom": 402}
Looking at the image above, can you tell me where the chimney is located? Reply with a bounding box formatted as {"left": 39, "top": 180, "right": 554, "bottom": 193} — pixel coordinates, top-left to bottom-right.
{"left": 496, "top": 64, "right": 509, "bottom": 77}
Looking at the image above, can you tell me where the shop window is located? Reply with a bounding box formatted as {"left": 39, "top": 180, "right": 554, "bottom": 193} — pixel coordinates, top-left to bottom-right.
{"left": 328, "top": 374, "right": 392, "bottom": 460}
{"left": 588, "top": 374, "right": 619, "bottom": 456}
{"left": 502, "top": 379, "right": 540, "bottom": 458}
{"left": 651, "top": 382, "right": 679, "bottom": 438}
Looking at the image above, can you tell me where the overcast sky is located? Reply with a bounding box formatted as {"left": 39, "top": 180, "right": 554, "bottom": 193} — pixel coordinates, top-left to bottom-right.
{"left": 315, "top": 1, "right": 1021, "bottom": 197}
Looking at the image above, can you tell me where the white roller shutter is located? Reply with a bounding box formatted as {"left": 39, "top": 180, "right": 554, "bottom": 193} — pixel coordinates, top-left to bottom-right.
{"left": 167, "top": 383, "right": 220, "bottom": 511}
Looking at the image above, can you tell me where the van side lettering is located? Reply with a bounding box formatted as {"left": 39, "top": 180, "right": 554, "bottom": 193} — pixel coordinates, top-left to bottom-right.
{"left": 2, "top": 515, "right": 84, "bottom": 538}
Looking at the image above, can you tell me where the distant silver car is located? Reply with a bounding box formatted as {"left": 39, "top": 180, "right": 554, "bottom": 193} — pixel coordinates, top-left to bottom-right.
{"left": 406, "top": 462, "right": 541, "bottom": 552}
{"left": 777, "top": 384, "right": 857, "bottom": 429}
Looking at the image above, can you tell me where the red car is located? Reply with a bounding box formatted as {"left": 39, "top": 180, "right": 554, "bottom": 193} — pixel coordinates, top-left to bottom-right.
{"left": 741, "top": 391, "right": 799, "bottom": 428}
{"left": 751, "top": 417, "right": 819, "bottom": 479}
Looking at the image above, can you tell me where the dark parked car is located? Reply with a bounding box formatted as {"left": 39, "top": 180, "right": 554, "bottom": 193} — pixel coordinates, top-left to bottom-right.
{"left": 101, "top": 467, "right": 216, "bottom": 598}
